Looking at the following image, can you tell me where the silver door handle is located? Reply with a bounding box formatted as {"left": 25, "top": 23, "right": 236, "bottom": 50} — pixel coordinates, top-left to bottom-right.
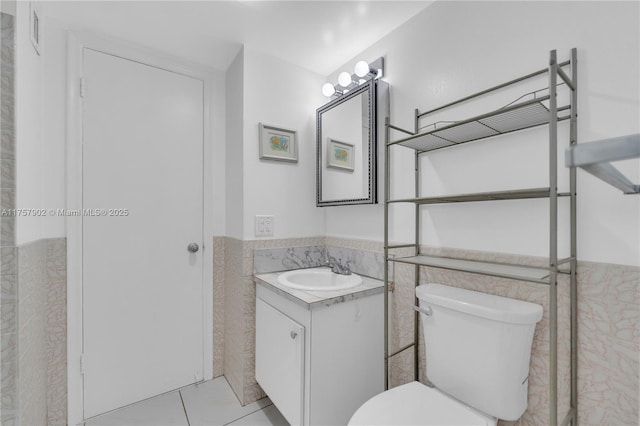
{"left": 290, "top": 331, "right": 298, "bottom": 339}
{"left": 187, "top": 243, "right": 199, "bottom": 253}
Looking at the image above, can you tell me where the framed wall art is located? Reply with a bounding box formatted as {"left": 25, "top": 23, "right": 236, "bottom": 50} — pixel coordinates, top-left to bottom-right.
{"left": 259, "top": 123, "right": 298, "bottom": 163}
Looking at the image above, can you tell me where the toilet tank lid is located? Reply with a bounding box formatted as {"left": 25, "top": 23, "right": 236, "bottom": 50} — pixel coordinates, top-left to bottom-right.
{"left": 416, "top": 284, "right": 543, "bottom": 325}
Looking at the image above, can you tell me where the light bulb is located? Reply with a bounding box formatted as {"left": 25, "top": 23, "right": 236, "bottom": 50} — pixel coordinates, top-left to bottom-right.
{"left": 354, "top": 60, "right": 371, "bottom": 78}
{"left": 322, "top": 83, "right": 336, "bottom": 97}
{"left": 338, "top": 71, "right": 353, "bottom": 88}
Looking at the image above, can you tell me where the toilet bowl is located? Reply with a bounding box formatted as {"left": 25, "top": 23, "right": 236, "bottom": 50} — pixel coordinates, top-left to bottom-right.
{"left": 349, "top": 381, "right": 496, "bottom": 426}
{"left": 349, "top": 283, "right": 543, "bottom": 426}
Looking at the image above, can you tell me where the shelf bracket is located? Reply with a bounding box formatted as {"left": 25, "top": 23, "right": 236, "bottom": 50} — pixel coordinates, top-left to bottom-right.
{"left": 565, "top": 134, "right": 640, "bottom": 194}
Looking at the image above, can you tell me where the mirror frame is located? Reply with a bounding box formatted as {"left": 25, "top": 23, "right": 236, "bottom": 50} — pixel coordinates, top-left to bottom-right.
{"left": 316, "top": 79, "right": 378, "bottom": 207}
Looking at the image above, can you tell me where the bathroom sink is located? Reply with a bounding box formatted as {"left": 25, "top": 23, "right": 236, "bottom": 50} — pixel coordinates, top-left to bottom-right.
{"left": 277, "top": 268, "right": 362, "bottom": 291}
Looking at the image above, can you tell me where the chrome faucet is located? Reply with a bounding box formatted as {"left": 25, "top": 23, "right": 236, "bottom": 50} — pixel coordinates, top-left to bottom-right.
{"left": 326, "top": 258, "right": 352, "bottom": 275}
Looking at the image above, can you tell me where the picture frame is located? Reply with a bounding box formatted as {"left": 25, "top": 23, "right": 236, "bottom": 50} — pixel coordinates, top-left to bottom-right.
{"left": 258, "top": 123, "right": 298, "bottom": 163}
{"left": 30, "top": 2, "right": 41, "bottom": 55}
{"left": 326, "top": 138, "right": 355, "bottom": 171}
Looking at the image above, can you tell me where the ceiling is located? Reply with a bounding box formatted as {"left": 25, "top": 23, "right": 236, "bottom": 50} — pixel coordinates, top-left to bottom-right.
{"left": 43, "top": 0, "right": 432, "bottom": 75}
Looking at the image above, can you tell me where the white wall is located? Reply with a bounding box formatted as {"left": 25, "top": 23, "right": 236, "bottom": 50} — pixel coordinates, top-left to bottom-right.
{"left": 41, "top": 17, "right": 66, "bottom": 239}
{"left": 325, "top": 0, "right": 639, "bottom": 266}
{"left": 242, "top": 47, "right": 325, "bottom": 240}
{"left": 225, "top": 49, "right": 244, "bottom": 240}
{"left": 15, "top": 0, "right": 44, "bottom": 245}
{"left": 210, "top": 67, "right": 226, "bottom": 236}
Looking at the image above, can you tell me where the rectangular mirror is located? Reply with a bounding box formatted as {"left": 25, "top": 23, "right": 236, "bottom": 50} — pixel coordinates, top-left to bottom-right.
{"left": 316, "top": 79, "right": 378, "bottom": 206}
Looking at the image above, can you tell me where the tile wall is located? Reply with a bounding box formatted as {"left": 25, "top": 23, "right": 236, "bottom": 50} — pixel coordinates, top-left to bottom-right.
{"left": 212, "top": 236, "right": 225, "bottom": 378}
{"left": 1, "top": 12, "right": 17, "bottom": 424}
{"left": 220, "top": 235, "right": 638, "bottom": 426}
{"left": 45, "top": 239, "right": 67, "bottom": 426}
{"left": 17, "top": 240, "right": 48, "bottom": 425}
{"left": 576, "top": 261, "right": 639, "bottom": 425}
{"left": 2, "top": 238, "right": 67, "bottom": 426}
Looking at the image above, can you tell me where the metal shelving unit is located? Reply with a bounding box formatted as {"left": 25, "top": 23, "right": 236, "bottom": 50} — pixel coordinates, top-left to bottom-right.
{"left": 383, "top": 49, "right": 578, "bottom": 426}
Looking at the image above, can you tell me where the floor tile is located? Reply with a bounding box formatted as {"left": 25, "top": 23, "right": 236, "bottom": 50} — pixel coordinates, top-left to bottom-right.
{"left": 180, "top": 377, "right": 272, "bottom": 426}
{"left": 227, "top": 404, "right": 289, "bottom": 426}
{"left": 84, "top": 391, "right": 188, "bottom": 426}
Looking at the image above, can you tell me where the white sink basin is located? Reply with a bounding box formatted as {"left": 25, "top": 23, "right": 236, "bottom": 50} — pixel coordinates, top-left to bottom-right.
{"left": 277, "top": 268, "right": 362, "bottom": 291}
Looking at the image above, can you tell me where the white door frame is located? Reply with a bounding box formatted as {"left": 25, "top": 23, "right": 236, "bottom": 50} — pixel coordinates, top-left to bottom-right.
{"left": 66, "top": 31, "right": 215, "bottom": 425}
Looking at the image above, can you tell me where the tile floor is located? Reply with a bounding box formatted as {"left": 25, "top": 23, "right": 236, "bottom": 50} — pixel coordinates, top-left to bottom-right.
{"left": 83, "top": 377, "right": 289, "bottom": 426}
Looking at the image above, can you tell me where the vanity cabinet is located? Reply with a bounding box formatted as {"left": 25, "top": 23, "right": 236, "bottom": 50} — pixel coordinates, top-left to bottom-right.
{"left": 255, "top": 280, "right": 383, "bottom": 426}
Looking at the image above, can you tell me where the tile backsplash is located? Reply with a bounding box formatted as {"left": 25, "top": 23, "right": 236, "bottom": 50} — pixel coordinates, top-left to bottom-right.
{"left": 253, "top": 242, "right": 387, "bottom": 280}
{"left": 253, "top": 245, "right": 326, "bottom": 274}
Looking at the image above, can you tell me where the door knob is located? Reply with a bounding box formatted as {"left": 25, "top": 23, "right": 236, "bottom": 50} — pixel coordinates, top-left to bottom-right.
{"left": 187, "top": 243, "right": 199, "bottom": 253}
{"left": 290, "top": 331, "right": 298, "bottom": 339}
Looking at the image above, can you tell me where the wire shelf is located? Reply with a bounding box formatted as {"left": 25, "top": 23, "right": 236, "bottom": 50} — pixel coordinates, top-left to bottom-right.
{"left": 390, "top": 94, "right": 571, "bottom": 152}
{"left": 389, "top": 254, "right": 552, "bottom": 284}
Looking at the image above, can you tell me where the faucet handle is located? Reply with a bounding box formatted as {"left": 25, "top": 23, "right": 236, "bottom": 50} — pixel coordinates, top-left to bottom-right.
{"left": 325, "top": 257, "right": 352, "bottom": 275}
{"left": 343, "top": 260, "right": 352, "bottom": 275}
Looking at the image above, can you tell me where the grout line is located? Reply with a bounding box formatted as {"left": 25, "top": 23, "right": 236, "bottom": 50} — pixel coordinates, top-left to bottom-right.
{"left": 179, "top": 390, "right": 191, "bottom": 426}
{"left": 222, "top": 402, "right": 274, "bottom": 426}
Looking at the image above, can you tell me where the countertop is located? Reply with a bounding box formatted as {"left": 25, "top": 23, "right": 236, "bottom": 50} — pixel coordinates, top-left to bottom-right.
{"left": 254, "top": 267, "right": 384, "bottom": 310}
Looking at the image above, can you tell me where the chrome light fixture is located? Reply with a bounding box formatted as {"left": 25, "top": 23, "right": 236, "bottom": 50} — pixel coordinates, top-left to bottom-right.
{"left": 321, "top": 83, "right": 342, "bottom": 97}
{"left": 321, "top": 57, "right": 384, "bottom": 98}
{"left": 338, "top": 71, "right": 354, "bottom": 88}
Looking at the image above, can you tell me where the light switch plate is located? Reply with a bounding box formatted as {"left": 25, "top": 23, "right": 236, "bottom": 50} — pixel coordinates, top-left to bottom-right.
{"left": 255, "top": 215, "right": 274, "bottom": 237}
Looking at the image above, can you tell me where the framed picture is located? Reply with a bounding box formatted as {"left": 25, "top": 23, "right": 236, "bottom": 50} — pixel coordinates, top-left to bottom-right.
{"left": 327, "top": 139, "right": 355, "bottom": 171}
{"left": 30, "top": 2, "right": 41, "bottom": 55}
{"left": 259, "top": 123, "right": 298, "bottom": 162}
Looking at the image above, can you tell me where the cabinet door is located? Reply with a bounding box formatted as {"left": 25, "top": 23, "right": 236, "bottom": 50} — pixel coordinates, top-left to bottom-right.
{"left": 256, "top": 298, "right": 305, "bottom": 425}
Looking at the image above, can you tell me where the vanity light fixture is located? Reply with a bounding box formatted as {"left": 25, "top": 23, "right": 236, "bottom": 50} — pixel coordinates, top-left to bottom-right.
{"left": 338, "top": 71, "right": 354, "bottom": 88}
{"left": 321, "top": 83, "right": 343, "bottom": 97}
{"left": 354, "top": 60, "right": 374, "bottom": 78}
{"left": 321, "top": 57, "right": 384, "bottom": 98}
{"left": 321, "top": 83, "right": 335, "bottom": 97}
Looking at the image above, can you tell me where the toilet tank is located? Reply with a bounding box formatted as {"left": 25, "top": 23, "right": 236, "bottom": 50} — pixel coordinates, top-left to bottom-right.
{"left": 416, "top": 283, "right": 543, "bottom": 421}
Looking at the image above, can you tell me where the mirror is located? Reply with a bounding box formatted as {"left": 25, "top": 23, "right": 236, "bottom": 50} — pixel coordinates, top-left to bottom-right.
{"left": 316, "top": 79, "right": 377, "bottom": 206}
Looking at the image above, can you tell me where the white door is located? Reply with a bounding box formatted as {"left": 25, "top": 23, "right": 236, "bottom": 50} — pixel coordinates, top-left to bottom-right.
{"left": 82, "top": 48, "right": 204, "bottom": 418}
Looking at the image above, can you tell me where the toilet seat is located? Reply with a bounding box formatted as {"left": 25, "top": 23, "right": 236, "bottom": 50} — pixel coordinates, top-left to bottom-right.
{"left": 348, "top": 382, "right": 497, "bottom": 426}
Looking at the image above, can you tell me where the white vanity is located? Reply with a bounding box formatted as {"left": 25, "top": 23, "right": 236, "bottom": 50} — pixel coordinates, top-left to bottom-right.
{"left": 254, "top": 268, "right": 384, "bottom": 426}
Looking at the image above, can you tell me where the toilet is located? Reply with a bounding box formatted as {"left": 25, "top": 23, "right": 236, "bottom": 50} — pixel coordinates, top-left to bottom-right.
{"left": 349, "top": 283, "right": 543, "bottom": 425}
